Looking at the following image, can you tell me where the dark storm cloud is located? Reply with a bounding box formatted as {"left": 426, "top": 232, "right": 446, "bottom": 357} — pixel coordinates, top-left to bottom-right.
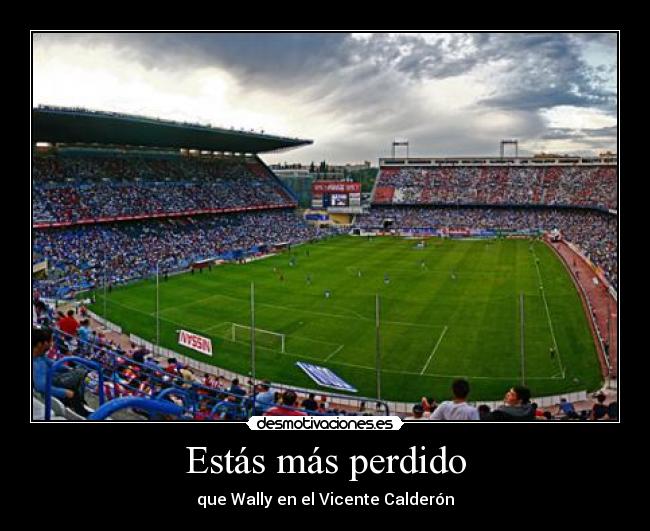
{"left": 38, "top": 32, "right": 616, "bottom": 113}
{"left": 37, "top": 33, "right": 354, "bottom": 88}
{"left": 35, "top": 32, "right": 617, "bottom": 159}
{"left": 470, "top": 33, "right": 617, "bottom": 111}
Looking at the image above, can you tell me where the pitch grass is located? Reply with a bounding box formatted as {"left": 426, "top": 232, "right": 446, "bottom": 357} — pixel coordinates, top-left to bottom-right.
{"left": 90, "top": 236, "right": 602, "bottom": 403}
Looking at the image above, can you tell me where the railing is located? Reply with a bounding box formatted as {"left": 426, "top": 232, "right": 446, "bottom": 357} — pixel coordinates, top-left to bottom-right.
{"left": 155, "top": 388, "right": 196, "bottom": 414}
{"left": 127, "top": 333, "right": 392, "bottom": 416}
{"left": 88, "top": 397, "right": 184, "bottom": 420}
{"left": 41, "top": 329, "right": 390, "bottom": 420}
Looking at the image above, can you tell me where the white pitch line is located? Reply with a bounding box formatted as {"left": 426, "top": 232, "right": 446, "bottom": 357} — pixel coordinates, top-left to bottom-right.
{"left": 90, "top": 298, "right": 564, "bottom": 381}
{"left": 420, "top": 325, "right": 449, "bottom": 375}
{"left": 324, "top": 344, "right": 345, "bottom": 362}
{"left": 531, "top": 247, "right": 566, "bottom": 378}
{"left": 203, "top": 321, "right": 232, "bottom": 333}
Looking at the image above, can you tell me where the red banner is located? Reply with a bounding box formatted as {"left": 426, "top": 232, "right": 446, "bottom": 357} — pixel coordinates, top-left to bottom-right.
{"left": 312, "top": 181, "right": 361, "bottom": 193}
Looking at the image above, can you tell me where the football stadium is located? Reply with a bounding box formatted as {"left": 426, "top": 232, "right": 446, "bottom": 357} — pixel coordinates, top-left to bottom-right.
{"left": 32, "top": 107, "right": 618, "bottom": 421}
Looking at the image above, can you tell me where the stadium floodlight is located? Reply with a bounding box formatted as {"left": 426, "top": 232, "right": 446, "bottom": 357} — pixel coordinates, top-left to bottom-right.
{"left": 392, "top": 138, "right": 409, "bottom": 158}
{"left": 232, "top": 323, "right": 286, "bottom": 353}
{"left": 500, "top": 139, "right": 519, "bottom": 158}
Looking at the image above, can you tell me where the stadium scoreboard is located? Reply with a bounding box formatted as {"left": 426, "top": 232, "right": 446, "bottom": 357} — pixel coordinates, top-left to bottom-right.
{"left": 311, "top": 181, "right": 361, "bottom": 209}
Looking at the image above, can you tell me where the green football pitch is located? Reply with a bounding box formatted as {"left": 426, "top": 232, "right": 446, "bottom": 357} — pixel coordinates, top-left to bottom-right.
{"left": 90, "top": 236, "right": 603, "bottom": 402}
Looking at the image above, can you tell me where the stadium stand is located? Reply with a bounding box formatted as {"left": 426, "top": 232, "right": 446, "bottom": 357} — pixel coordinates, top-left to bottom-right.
{"left": 32, "top": 210, "right": 324, "bottom": 299}
{"left": 32, "top": 153, "right": 295, "bottom": 226}
{"left": 372, "top": 165, "right": 617, "bottom": 211}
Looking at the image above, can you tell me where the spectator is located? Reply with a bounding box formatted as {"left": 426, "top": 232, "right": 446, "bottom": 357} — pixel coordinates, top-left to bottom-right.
{"left": 32, "top": 327, "right": 90, "bottom": 417}
{"left": 477, "top": 404, "right": 491, "bottom": 421}
{"left": 430, "top": 379, "right": 480, "bottom": 421}
{"left": 252, "top": 380, "right": 275, "bottom": 415}
{"left": 165, "top": 358, "right": 180, "bottom": 375}
{"left": 229, "top": 378, "right": 247, "bottom": 402}
{"left": 591, "top": 393, "right": 608, "bottom": 420}
{"left": 301, "top": 393, "right": 318, "bottom": 412}
{"left": 78, "top": 319, "right": 92, "bottom": 344}
{"left": 487, "top": 386, "right": 535, "bottom": 421}
{"left": 421, "top": 396, "right": 438, "bottom": 414}
{"left": 264, "top": 390, "right": 307, "bottom": 416}
{"left": 194, "top": 398, "right": 214, "bottom": 421}
{"left": 57, "top": 309, "right": 79, "bottom": 337}
{"left": 557, "top": 398, "right": 577, "bottom": 418}
{"left": 607, "top": 401, "right": 618, "bottom": 420}
{"left": 405, "top": 404, "right": 427, "bottom": 420}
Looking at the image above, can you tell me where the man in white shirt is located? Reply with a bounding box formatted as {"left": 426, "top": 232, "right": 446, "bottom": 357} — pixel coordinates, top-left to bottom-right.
{"left": 430, "top": 379, "right": 480, "bottom": 421}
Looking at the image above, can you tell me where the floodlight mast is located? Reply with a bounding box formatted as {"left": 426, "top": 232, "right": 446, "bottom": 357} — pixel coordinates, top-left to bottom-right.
{"left": 392, "top": 139, "right": 409, "bottom": 158}
{"left": 500, "top": 139, "right": 519, "bottom": 158}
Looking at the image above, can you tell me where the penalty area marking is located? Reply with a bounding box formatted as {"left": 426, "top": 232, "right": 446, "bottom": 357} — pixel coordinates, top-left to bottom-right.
{"left": 324, "top": 344, "right": 345, "bottom": 362}
{"left": 203, "top": 321, "right": 233, "bottom": 334}
{"left": 420, "top": 325, "right": 449, "bottom": 375}
{"left": 98, "top": 299, "right": 563, "bottom": 381}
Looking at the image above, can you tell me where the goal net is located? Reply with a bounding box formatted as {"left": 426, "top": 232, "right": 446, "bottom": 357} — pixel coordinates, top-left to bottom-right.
{"left": 231, "top": 323, "right": 286, "bottom": 353}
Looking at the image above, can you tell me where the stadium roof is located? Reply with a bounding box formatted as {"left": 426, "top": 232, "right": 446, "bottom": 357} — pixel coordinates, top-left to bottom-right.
{"left": 32, "top": 107, "right": 313, "bottom": 154}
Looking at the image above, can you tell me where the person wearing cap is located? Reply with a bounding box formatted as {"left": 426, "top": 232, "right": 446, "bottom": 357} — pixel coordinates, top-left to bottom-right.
{"left": 405, "top": 404, "right": 427, "bottom": 420}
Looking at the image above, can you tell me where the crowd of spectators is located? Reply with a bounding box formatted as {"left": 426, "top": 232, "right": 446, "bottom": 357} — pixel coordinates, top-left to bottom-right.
{"left": 373, "top": 165, "right": 617, "bottom": 210}
{"left": 402, "top": 379, "right": 617, "bottom": 421}
{"left": 33, "top": 154, "right": 294, "bottom": 224}
{"left": 356, "top": 207, "right": 617, "bottom": 291}
{"left": 33, "top": 210, "right": 324, "bottom": 298}
{"left": 32, "top": 308, "right": 383, "bottom": 420}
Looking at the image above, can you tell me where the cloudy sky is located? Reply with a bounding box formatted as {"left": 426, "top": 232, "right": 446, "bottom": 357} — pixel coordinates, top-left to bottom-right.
{"left": 33, "top": 32, "right": 617, "bottom": 165}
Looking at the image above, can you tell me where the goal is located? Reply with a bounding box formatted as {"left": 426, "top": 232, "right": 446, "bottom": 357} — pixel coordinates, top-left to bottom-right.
{"left": 231, "top": 323, "right": 286, "bottom": 353}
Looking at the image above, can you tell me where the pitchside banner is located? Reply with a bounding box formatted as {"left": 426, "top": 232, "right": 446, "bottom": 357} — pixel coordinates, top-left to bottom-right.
{"left": 178, "top": 330, "right": 213, "bottom": 356}
{"left": 296, "top": 362, "right": 358, "bottom": 392}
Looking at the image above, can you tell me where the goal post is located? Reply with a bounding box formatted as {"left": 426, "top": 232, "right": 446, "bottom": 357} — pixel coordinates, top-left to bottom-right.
{"left": 231, "top": 323, "right": 286, "bottom": 353}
